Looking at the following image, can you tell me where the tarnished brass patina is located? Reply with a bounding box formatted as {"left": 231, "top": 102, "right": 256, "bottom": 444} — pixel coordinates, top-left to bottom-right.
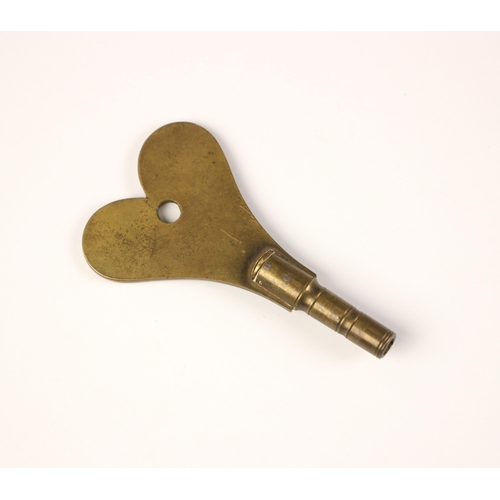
{"left": 83, "top": 123, "right": 396, "bottom": 358}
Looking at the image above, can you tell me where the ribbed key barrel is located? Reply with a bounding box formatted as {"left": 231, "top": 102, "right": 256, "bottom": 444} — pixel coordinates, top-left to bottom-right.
{"left": 301, "top": 286, "right": 396, "bottom": 358}
{"left": 252, "top": 251, "right": 396, "bottom": 358}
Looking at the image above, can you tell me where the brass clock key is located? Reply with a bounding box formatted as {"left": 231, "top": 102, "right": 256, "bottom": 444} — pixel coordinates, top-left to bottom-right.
{"left": 83, "top": 123, "right": 396, "bottom": 358}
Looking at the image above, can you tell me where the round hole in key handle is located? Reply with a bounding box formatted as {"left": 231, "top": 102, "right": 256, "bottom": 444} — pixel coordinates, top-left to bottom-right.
{"left": 157, "top": 201, "right": 181, "bottom": 223}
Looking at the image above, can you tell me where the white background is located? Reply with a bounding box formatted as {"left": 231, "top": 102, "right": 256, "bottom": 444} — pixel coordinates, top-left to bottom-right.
{"left": 1, "top": 33, "right": 499, "bottom": 467}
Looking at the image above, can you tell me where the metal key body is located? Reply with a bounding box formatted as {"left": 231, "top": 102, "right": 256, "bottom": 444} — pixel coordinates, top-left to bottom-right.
{"left": 82, "top": 123, "right": 396, "bottom": 358}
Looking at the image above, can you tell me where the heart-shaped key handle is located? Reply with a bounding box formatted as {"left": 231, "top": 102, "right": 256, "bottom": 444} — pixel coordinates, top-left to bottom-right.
{"left": 83, "top": 122, "right": 396, "bottom": 358}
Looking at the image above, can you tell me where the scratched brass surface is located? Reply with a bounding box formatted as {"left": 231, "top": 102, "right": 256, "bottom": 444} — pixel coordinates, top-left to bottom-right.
{"left": 83, "top": 123, "right": 396, "bottom": 358}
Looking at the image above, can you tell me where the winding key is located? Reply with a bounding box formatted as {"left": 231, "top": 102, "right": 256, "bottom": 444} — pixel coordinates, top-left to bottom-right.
{"left": 83, "top": 123, "right": 396, "bottom": 358}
